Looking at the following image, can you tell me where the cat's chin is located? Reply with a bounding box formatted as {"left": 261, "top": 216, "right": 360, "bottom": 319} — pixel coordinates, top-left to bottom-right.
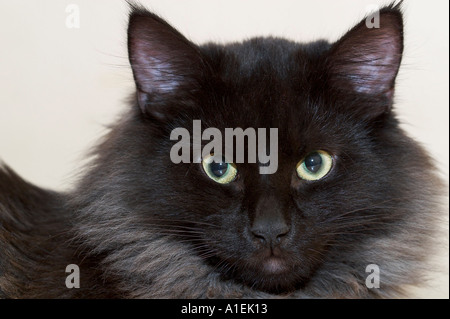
{"left": 261, "top": 256, "right": 287, "bottom": 274}
{"left": 213, "top": 250, "right": 314, "bottom": 294}
{"left": 241, "top": 263, "right": 308, "bottom": 294}
{"left": 244, "top": 255, "right": 311, "bottom": 294}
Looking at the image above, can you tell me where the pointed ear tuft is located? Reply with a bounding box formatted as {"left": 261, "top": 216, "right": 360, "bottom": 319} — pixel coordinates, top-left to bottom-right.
{"left": 127, "top": 5, "right": 205, "bottom": 120}
{"left": 326, "top": 4, "right": 404, "bottom": 115}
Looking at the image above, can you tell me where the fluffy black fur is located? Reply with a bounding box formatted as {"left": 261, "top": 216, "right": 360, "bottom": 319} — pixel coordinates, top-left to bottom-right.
{"left": 0, "top": 3, "right": 445, "bottom": 298}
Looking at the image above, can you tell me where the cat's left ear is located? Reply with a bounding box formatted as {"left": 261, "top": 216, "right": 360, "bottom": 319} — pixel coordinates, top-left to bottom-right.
{"left": 326, "top": 3, "right": 403, "bottom": 117}
{"left": 127, "top": 6, "right": 207, "bottom": 120}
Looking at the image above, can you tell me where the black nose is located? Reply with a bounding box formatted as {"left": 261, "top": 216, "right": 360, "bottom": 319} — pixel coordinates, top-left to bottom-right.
{"left": 251, "top": 195, "right": 290, "bottom": 246}
{"left": 251, "top": 222, "right": 290, "bottom": 245}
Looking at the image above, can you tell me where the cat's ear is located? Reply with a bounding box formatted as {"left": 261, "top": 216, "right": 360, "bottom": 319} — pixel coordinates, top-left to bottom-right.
{"left": 326, "top": 3, "right": 403, "bottom": 117}
{"left": 127, "top": 6, "right": 206, "bottom": 120}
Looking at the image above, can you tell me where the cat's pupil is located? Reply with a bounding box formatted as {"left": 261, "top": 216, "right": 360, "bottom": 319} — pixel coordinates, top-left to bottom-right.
{"left": 210, "top": 162, "right": 228, "bottom": 177}
{"left": 304, "top": 152, "right": 322, "bottom": 173}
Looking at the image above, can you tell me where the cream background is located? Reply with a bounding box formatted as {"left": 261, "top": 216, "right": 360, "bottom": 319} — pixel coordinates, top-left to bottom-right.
{"left": 0, "top": 0, "right": 448, "bottom": 298}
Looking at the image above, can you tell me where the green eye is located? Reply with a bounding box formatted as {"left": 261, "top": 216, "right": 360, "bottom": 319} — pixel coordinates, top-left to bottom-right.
{"left": 202, "top": 154, "right": 237, "bottom": 184}
{"left": 296, "top": 150, "right": 333, "bottom": 181}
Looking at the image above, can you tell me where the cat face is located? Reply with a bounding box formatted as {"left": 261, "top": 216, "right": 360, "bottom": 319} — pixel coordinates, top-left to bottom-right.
{"left": 123, "top": 5, "right": 409, "bottom": 293}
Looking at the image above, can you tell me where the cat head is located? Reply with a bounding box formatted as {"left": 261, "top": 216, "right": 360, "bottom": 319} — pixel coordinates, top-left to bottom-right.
{"left": 83, "top": 3, "right": 436, "bottom": 295}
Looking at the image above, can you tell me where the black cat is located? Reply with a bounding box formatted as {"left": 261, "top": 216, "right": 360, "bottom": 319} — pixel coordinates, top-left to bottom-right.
{"left": 0, "top": 3, "right": 444, "bottom": 298}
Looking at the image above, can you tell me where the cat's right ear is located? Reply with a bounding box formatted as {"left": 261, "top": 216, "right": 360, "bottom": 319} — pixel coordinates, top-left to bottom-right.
{"left": 128, "top": 6, "right": 207, "bottom": 120}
